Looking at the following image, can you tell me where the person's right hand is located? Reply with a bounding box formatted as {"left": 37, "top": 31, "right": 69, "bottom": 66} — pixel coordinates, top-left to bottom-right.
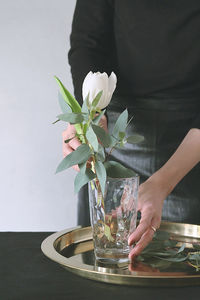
{"left": 62, "top": 123, "right": 81, "bottom": 172}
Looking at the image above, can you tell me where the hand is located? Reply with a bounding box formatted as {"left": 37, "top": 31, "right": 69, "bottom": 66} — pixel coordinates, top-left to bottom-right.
{"left": 62, "top": 115, "right": 108, "bottom": 172}
{"left": 98, "top": 114, "right": 108, "bottom": 132}
{"left": 128, "top": 128, "right": 200, "bottom": 261}
{"left": 62, "top": 123, "right": 81, "bottom": 172}
{"left": 128, "top": 174, "right": 168, "bottom": 261}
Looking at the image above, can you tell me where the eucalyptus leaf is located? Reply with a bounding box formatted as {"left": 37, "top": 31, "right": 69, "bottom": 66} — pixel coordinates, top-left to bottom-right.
{"left": 86, "top": 126, "right": 98, "bottom": 152}
{"left": 92, "top": 91, "right": 103, "bottom": 108}
{"left": 82, "top": 94, "right": 89, "bottom": 114}
{"left": 95, "top": 160, "right": 107, "bottom": 195}
{"left": 154, "top": 231, "right": 170, "bottom": 241}
{"left": 147, "top": 251, "right": 176, "bottom": 257}
{"left": 54, "top": 76, "right": 81, "bottom": 113}
{"left": 78, "top": 161, "right": 88, "bottom": 173}
{"left": 96, "top": 144, "right": 105, "bottom": 162}
{"left": 155, "top": 255, "right": 187, "bottom": 262}
{"left": 137, "top": 229, "right": 200, "bottom": 271}
{"left": 58, "top": 92, "right": 72, "bottom": 113}
{"left": 92, "top": 124, "right": 112, "bottom": 148}
{"left": 112, "top": 109, "right": 128, "bottom": 139}
{"left": 104, "top": 224, "right": 114, "bottom": 242}
{"left": 118, "top": 131, "right": 126, "bottom": 140}
{"left": 56, "top": 144, "right": 91, "bottom": 173}
{"left": 57, "top": 112, "right": 85, "bottom": 124}
{"left": 177, "top": 243, "right": 186, "bottom": 254}
{"left": 188, "top": 253, "right": 200, "bottom": 261}
{"left": 126, "top": 134, "right": 144, "bottom": 144}
{"left": 74, "top": 168, "right": 96, "bottom": 194}
{"left": 163, "top": 239, "right": 178, "bottom": 248}
{"left": 104, "top": 161, "right": 136, "bottom": 178}
{"left": 193, "top": 244, "right": 200, "bottom": 251}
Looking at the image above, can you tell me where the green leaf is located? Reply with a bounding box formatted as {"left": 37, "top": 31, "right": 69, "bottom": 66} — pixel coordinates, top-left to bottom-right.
{"left": 92, "top": 124, "right": 112, "bottom": 148}
{"left": 74, "top": 168, "right": 96, "bottom": 194}
{"left": 126, "top": 134, "right": 144, "bottom": 144}
{"left": 74, "top": 123, "right": 85, "bottom": 143}
{"left": 188, "top": 253, "right": 200, "bottom": 260}
{"left": 78, "top": 161, "right": 87, "bottom": 173}
{"left": 57, "top": 112, "right": 85, "bottom": 124}
{"left": 54, "top": 76, "right": 81, "bottom": 113}
{"left": 82, "top": 94, "right": 90, "bottom": 114}
{"left": 95, "top": 160, "right": 107, "bottom": 195}
{"left": 154, "top": 231, "right": 170, "bottom": 241}
{"left": 177, "top": 243, "right": 186, "bottom": 254}
{"left": 92, "top": 91, "right": 103, "bottom": 108}
{"left": 96, "top": 144, "right": 105, "bottom": 162}
{"left": 56, "top": 144, "right": 91, "bottom": 173}
{"left": 118, "top": 131, "right": 126, "bottom": 140}
{"left": 112, "top": 109, "right": 128, "bottom": 139}
{"left": 156, "top": 255, "right": 187, "bottom": 262}
{"left": 193, "top": 244, "right": 200, "bottom": 251}
{"left": 58, "top": 92, "right": 72, "bottom": 113}
{"left": 104, "top": 224, "right": 114, "bottom": 242}
{"left": 92, "top": 109, "right": 106, "bottom": 125}
{"left": 104, "top": 161, "right": 136, "bottom": 178}
{"left": 86, "top": 126, "right": 98, "bottom": 152}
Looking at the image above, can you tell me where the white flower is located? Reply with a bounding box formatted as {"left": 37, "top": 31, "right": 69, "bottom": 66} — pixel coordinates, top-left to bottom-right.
{"left": 82, "top": 71, "right": 117, "bottom": 109}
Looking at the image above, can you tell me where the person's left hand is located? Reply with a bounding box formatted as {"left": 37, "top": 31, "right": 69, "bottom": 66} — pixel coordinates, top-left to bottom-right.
{"left": 128, "top": 175, "right": 168, "bottom": 261}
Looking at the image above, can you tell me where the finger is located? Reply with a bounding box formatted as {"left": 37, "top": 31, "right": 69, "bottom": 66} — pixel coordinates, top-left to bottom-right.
{"left": 128, "top": 213, "right": 152, "bottom": 246}
{"left": 72, "top": 164, "right": 80, "bottom": 172}
{"left": 69, "top": 137, "right": 81, "bottom": 150}
{"left": 63, "top": 143, "right": 73, "bottom": 158}
{"left": 99, "top": 115, "right": 108, "bottom": 132}
{"left": 128, "top": 228, "right": 154, "bottom": 260}
{"left": 150, "top": 216, "right": 161, "bottom": 233}
{"left": 62, "top": 126, "right": 76, "bottom": 141}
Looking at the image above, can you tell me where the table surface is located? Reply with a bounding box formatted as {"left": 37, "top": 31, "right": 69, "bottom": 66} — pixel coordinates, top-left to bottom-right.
{"left": 1, "top": 232, "right": 200, "bottom": 300}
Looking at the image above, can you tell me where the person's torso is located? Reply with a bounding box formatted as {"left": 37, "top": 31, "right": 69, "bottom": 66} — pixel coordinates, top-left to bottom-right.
{"left": 111, "top": 0, "right": 200, "bottom": 98}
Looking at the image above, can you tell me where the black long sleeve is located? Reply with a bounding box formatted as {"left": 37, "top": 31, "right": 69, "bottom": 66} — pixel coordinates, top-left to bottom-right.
{"left": 68, "top": 0, "right": 115, "bottom": 104}
{"left": 192, "top": 114, "right": 200, "bottom": 129}
{"left": 68, "top": 0, "right": 200, "bottom": 122}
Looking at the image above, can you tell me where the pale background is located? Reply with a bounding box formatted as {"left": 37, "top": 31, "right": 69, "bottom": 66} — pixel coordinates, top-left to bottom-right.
{"left": 0, "top": 0, "right": 78, "bottom": 231}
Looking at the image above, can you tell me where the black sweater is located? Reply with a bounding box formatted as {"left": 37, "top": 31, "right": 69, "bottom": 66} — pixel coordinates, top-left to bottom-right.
{"left": 68, "top": 0, "right": 200, "bottom": 126}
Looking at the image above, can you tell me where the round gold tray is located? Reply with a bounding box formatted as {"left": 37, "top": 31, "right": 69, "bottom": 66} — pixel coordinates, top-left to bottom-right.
{"left": 41, "top": 222, "right": 200, "bottom": 286}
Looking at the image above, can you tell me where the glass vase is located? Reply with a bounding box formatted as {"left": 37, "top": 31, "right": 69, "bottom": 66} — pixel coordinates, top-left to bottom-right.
{"left": 88, "top": 175, "right": 139, "bottom": 263}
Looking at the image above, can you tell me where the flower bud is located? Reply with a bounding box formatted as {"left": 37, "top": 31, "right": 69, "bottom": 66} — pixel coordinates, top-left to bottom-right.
{"left": 82, "top": 71, "right": 117, "bottom": 109}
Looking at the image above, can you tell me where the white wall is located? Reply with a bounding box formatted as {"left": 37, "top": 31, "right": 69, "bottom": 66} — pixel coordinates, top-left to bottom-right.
{"left": 0, "top": 0, "right": 79, "bottom": 231}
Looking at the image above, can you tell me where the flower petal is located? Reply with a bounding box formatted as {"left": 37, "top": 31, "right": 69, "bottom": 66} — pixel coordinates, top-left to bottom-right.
{"left": 82, "top": 71, "right": 117, "bottom": 109}
{"left": 107, "top": 72, "right": 117, "bottom": 104}
{"left": 82, "top": 71, "right": 93, "bottom": 101}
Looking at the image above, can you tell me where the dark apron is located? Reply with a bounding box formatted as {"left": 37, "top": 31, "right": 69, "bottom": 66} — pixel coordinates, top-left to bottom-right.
{"left": 77, "top": 95, "right": 200, "bottom": 226}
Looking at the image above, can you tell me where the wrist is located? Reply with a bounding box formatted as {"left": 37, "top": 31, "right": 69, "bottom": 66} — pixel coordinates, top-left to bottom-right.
{"left": 147, "top": 167, "right": 178, "bottom": 197}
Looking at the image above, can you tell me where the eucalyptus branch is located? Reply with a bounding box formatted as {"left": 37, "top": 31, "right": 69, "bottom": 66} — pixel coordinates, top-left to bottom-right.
{"left": 105, "top": 136, "right": 120, "bottom": 161}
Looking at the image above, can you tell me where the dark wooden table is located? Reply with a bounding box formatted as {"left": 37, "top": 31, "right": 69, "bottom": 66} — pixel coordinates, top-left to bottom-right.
{"left": 1, "top": 232, "right": 200, "bottom": 300}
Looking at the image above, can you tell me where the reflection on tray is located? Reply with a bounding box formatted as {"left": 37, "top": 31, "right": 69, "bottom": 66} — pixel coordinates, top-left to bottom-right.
{"left": 60, "top": 239, "right": 198, "bottom": 276}
{"left": 42, "top": 222, "right": 200, "bottom": 286}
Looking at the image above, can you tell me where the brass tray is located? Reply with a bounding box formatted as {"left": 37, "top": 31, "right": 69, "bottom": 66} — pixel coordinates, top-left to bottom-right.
{"left": 41, "top": 222, "right": 200, "bottom": 286}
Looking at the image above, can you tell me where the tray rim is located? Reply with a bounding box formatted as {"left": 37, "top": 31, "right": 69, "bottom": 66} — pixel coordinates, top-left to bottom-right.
{"left": 41, "top": 222, "right": 200, "bottom": 287}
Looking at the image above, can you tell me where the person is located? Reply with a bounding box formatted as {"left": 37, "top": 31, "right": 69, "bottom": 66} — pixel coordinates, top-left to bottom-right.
{"left": 63, "top": 0, "right": 200, "bottom": 260}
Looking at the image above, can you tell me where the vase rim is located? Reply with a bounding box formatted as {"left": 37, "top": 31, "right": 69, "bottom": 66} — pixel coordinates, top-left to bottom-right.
{"left": 106, "top": 174, "right": 139, "bottom": 181}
